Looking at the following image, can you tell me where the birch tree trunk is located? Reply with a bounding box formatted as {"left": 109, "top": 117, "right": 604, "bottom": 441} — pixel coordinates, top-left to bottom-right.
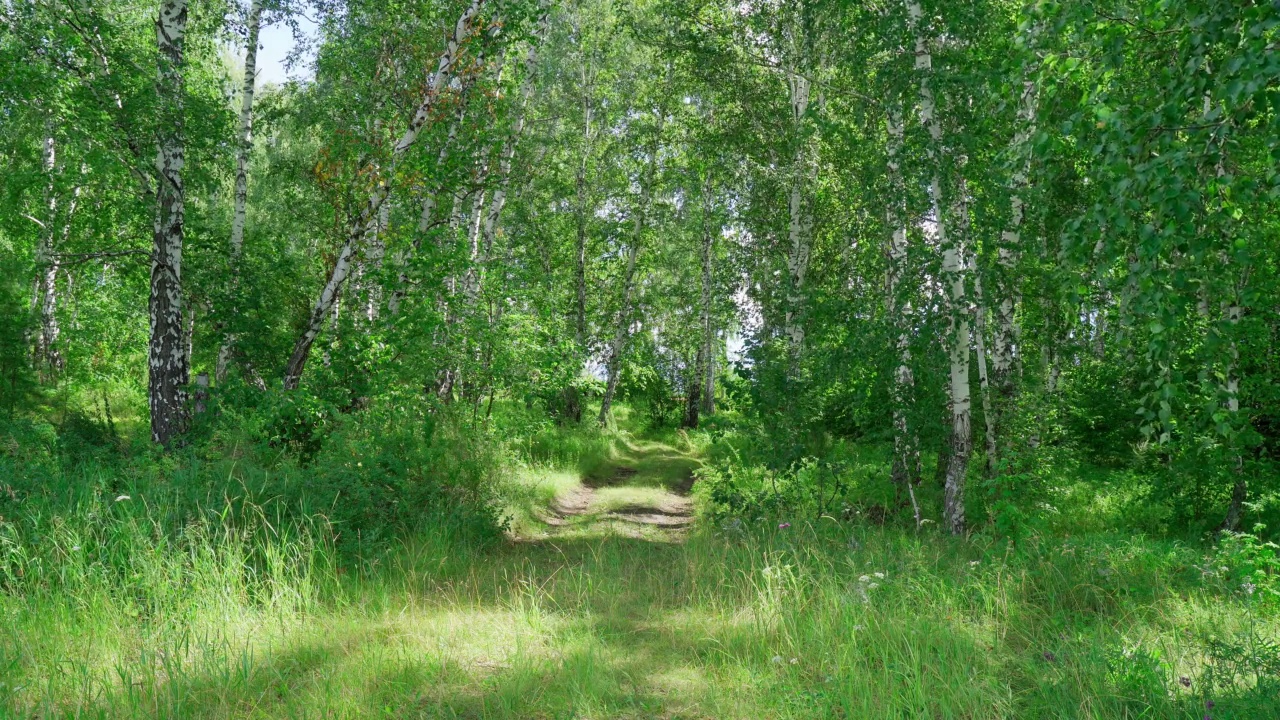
{"left": 699, "top": 182, "right": 716, "bottom": 417}
{"left": 216, "top": 0, "right": 262, "bottom": 384}
{"left": 598, "top": 111, "right": 663, "bottom": 425}
{"left": 683, "top": 345, "right": 703, "bottom": 429}
{"left": 1093, "top": 294, "right": 1108, "bottom": 358}
{"left": 703, "top": 338, "right": 715, "bottom": 416}
{"left": 1217, "top": 129, "right": 1248, "bottom": 530}
{"left": 908, "top": 0, "right": 971, "bottom": 535}
{"left": 468, "top": 24, "right": 548, "bottom": 413}
{"left": 32, "top": 130, "right": 63, "bottom": 377}
{"left": 283, "top": 0, "right": 484, "bottom": 390}
{"left": 462, "top": 184, "right": 488, "bottom": 303}
{"left": 884, "top": 103, "right": 921, "bottom": 494}
{"left": 782, "top": 69, "right": 813, "bottom": 366}
{"left": 359, "top": 201, "right": 390, "bottom": 323}
{"left": 149, "top": 0, "right": 190, "bottom": 445}
{"left": 973, "top": 271, "right": 997, "bottom": 476}
{"left": 1221, "top": 292, "right": 1246, "bottom": 530}
{"left": 574, "top": 137, "right": 589, "bottom": 347}
{"left": 565, "top": 52, "right": 596, "bottom": 423}
{"left": 183, "top": 305, "right": 195, "bottom": 380}
{"left": 992, "top": 79, "right": 1037, "bottom": 403}
{"left": 38, "top": 185, "right": 78, "bottom": 378}
{"left": 684, "top": 171, "right": 718, "bottom": 428}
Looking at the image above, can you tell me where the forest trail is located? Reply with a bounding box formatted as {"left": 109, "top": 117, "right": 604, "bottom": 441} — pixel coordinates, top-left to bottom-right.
{"left": 519, "top": 436, "right": 700, "bottom": 543}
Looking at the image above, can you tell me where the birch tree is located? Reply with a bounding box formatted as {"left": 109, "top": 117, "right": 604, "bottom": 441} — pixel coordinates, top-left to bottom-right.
{"left": 31, "top": 129, "right": 63, "bottom": 377}
{"left": 884, "top": 103, "right": 921, "bottom": 496}
{"left": 282, "top": 0, "right": 485, "bottom": 390}
{"left": 990, "top": 75, "right": 1036, "bottom": 426}
{"left": 906, "top": 0, "right": 971, "bottom": 535}
{"left": 386, "top": 73, "right": 478, "bottom": 318}
{"left": 688, "top": 175, "right": 717, "bottom": 426}
{"left": 564, "top": 10, "right": 601, "bottom": 423}
{"left": 149, "top": 0, "right": 190, "bottom": 445}
{"left": 216, "top": 0, "right": 264, "bottom": 385}
{"left": 479, "top": 5, "right": 550, "bottom": 267}
{"left": 780, "top": 11, "right": 814, "bottom": 375}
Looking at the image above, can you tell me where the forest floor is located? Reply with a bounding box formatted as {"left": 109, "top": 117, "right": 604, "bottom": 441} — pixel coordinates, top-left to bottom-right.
{"left": 10, "top": 430, "right": 1277, "bottom": 719}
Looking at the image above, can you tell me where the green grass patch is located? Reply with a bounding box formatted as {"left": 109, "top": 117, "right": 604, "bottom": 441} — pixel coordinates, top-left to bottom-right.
{"left": 4, "top": 516, "right": 1276, "bottom": 718}
{"left": 2, "top": 408, "right": 1275, "bottom": 719}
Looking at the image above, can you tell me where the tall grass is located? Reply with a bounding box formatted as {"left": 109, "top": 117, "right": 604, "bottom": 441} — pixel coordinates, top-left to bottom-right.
{"left": 6, "top": 515, "right": 1272, "bottom": 718}
{"left": 0, "top": 405, "right": 1275, "bottom": 718}
{"left": 0, "top": 490, "right": 336, "bottom": 717}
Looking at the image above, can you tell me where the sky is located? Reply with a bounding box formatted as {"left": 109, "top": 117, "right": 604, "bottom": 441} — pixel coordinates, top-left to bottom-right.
{"left": 252, "top": 14, "right": 318, "bottom": 87}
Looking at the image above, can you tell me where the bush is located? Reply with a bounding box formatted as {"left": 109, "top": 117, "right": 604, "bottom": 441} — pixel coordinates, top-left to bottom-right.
{"left": 1, "top": 393, "right": 512, "bottom": 566}
{"left": 695, "top": 443, "right": 900, "bottom": 525}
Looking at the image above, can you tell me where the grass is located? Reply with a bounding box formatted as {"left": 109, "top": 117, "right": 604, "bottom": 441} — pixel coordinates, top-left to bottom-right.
{"left": 1, "top": 418, "right": 1277, "bottom": 718}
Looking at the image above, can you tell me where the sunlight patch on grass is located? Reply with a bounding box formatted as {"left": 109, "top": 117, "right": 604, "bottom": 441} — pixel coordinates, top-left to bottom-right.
{"left": 592, "top": 485, "right": 678, "bottom": 513}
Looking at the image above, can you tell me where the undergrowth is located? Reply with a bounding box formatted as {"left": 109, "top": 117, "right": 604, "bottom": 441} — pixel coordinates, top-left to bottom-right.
{"left": 0, "top": 399, "right": 1276, "bottom": 718}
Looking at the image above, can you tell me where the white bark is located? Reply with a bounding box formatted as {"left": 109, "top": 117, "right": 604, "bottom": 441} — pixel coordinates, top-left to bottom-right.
{"left": 362, "top": 200, "right": 390, "bottom": 322}
{"left": 1222, "top": 294, "right": 1245, "bottom": 530}
{"left": 283, "top": 0, "right": 484, "bottom": 389}
{"left": 783, "top": 65, "right": 813, "bottom": 356}
{"left": 993, "top": 79, "right": 1037, "bottom": 396}
{"left": 941, "top": 180, "right": 972, "bottom": 536}
{"left": 973, "top": 272, "right": 997, "bottom": 476}
{"left": 32, "top": 130, "right": 64, "bottom": 376}
{"left": 573, "top": 47, "right": 596, "bottom": 353}
{"left": 699, "top": 182, "right": 716, "bottom": 417}
{"left": 150, "top": 0, "right": 189, "bottom": 445}
{"left": 463, "top": 181, "right": 489, "bottom": 303}
{"left": 229, "top": 0, "right": 261, "bottom": 264}
{"left": 1216, "top": 130, "right": 1247, "bottom": 530}
{"left": 321, "top": 293, "right": 341, "bottom": 367}
{"left": 908, "top": 0, "right": 971, "bottom": 535}
{"left": 885, "top": 103, "right": 921, "bottom": 497}
{"left": 1093, "top": 293, "right": 1108, "bottom": 357}
{"left": 217, "top": 0, "right": 263, "bottom": 383}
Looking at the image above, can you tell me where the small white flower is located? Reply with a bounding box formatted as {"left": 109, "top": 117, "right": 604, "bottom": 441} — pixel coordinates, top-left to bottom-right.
{"left": 771, "top": 655, "right": 784, "bottom": 665}
{"left": 71, "top": 545, "right": 80, "bottom": 551}
{"left": 969, "top": 560, "right": 981, "bottom": 567}
{"left": 873, "top": 572, "right": 885, "bottom": 579}
{"left": 114, "top": 495, "right": 131, "bottom": 502}
{"left": 1220, "top": 566, "right": 1229, "bottom": 572}
{"left": 789, "top": 658, "right": 799, "bottom": 665}
{"left": 867, "top": 582, "right": 880, "bottom": 590}
{"left": 858, "top": 575, "right": 870, "bottom": 583}
{"left": 853, "top": 624, "right": 865, "bottom": 631}
{"left": 1243, "top": 581, "right": 1256, "bottom": 595}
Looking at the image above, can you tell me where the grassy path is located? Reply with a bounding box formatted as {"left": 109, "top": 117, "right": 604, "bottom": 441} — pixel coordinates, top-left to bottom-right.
{"left": 519, "top": 436, "right": 698, "bottom": 543}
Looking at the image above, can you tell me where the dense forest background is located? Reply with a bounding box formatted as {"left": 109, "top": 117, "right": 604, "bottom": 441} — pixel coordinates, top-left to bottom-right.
{"left": 1, "top": 0, "right": 1279, "bottom": 717}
